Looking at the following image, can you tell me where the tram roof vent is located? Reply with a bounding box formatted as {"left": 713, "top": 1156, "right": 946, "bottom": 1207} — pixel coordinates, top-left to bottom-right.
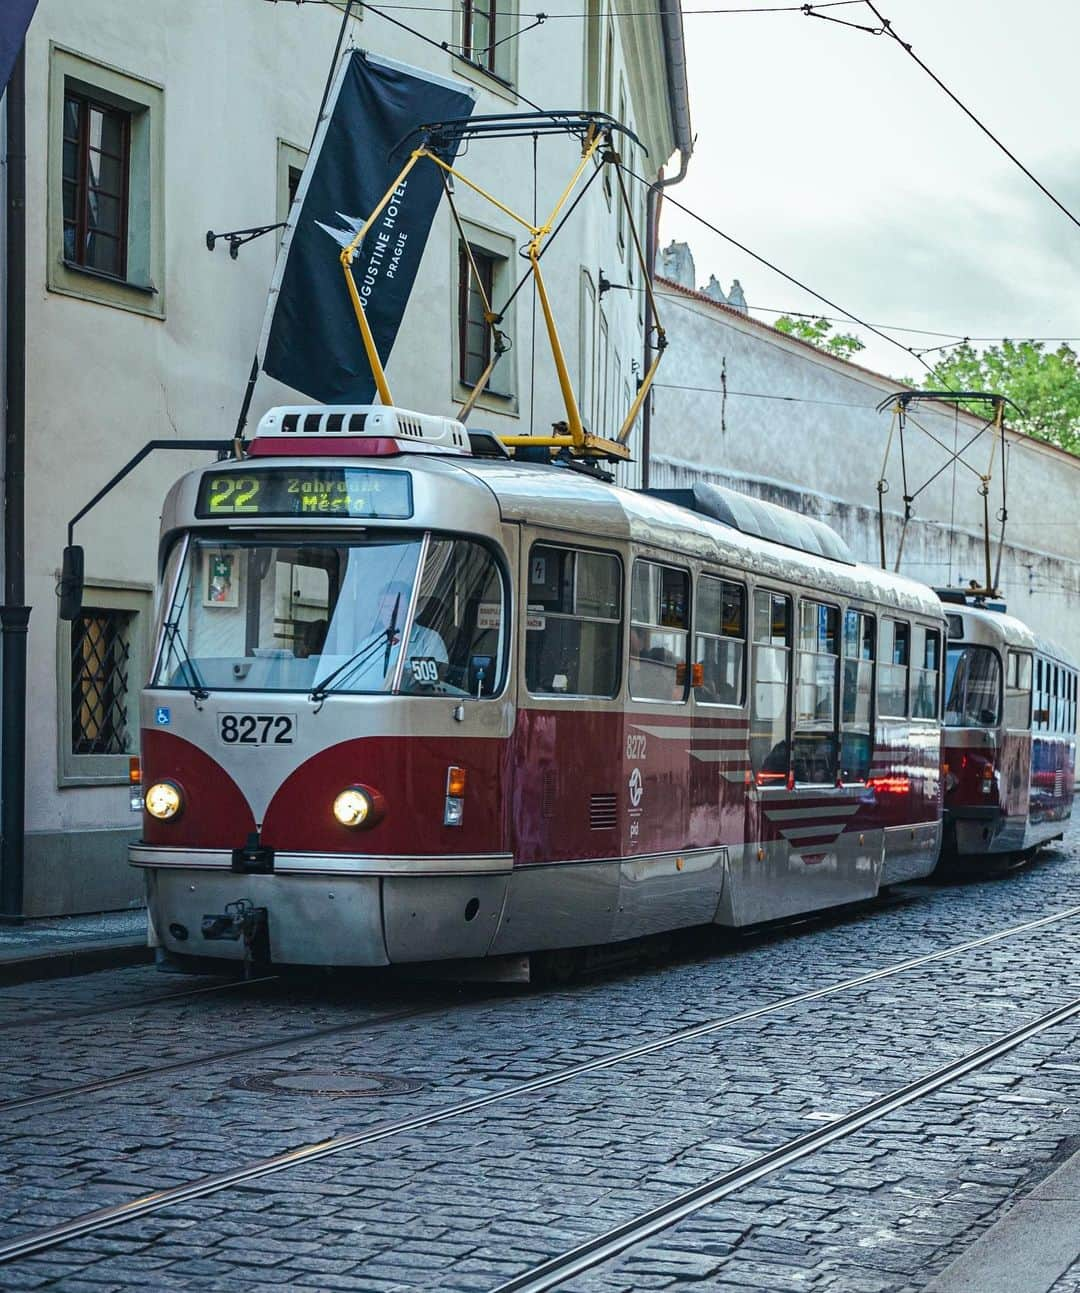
{"left": 251, "top": 405, "right": 472, "bottom": 457}
{"left": 641, "top": 483, "right": 855, "bottom": 565}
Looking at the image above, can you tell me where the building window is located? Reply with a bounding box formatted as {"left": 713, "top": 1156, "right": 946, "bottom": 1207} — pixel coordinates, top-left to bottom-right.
{"left": 452, "top": 220, "right": 516, "bottom": 408}
{"left": 288, "top": 165, "right": 303, "bottom": 208}
{"left": 62, "top": 92, "right": 130, "bottom": 279}
{"left": 48, "top": 47, "right": 165, "bottom": 317}
{"left": 458, "top": 244, "right": 496, "bottom": 386}
{"left": 58, "top": 583, "right": 151, "bottom": 787}
{"left": 71, "top": 609, "right": 133, "bottom": 755}
{"left": 462, "top": 0, "right": 498, "bottom": 72}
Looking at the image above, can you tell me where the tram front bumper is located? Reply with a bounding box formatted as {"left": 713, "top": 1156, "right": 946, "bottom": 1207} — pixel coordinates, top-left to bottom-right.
{"left": 131, "top": 846, "right": 512, "bottom": 967}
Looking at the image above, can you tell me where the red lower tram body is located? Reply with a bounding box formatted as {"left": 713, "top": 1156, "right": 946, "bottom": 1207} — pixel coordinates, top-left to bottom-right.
{"left": 940, "top": 599, "right": 1076, "bottom": 861}
{"left": 139, "top": 701, "right": 940, "bottom": 968}
{"left": 943, "top": 729, "right": 1075, "bottom": 857}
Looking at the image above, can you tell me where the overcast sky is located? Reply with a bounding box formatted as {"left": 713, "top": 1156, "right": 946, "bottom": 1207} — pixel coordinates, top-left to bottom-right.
{"left": 659, "top": 0, "right": 1080, "bottom": 379}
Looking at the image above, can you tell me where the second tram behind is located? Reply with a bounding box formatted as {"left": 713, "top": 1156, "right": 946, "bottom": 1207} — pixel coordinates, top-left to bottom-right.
{"left": 133, "top": 405, "right": 946, "bottom": 970}
{"left": 941, "top": 596, "right": 1076, "bottom": 859}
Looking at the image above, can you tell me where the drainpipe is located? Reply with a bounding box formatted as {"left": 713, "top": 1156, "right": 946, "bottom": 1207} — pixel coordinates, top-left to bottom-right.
{"left": 1, "top": 45, "right": 29, "bottom": 922}
{"left": 642, "top": 0, "right": 693, "bottom": 488}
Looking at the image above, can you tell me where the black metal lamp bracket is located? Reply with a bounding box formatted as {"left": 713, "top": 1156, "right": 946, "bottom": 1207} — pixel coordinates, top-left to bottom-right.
{"left": 206, "top": 223, "right": 286, "bottom": 259}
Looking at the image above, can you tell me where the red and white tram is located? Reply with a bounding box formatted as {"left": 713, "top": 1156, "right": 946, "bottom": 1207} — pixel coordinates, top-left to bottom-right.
{"left": 940, "top": 594, "right": 1076, "bottom": 860}
{"left": 132, "top": 405, "right": 946, "bottom": 970}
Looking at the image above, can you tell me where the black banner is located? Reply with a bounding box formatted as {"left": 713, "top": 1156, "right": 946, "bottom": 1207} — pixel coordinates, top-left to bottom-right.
{"left": 259, "top": 52, "right": 475, "bottom": 404}
{"left": 0, "top": 0, "right": 37, "bottom": 93}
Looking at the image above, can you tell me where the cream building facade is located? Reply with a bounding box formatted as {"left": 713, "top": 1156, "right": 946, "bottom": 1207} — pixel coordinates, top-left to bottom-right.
{"left": 3, "top": 0, "right": 691, "bottom": 914}
{"left": 648, "top": 265, "right": 1080, "bottom": 656}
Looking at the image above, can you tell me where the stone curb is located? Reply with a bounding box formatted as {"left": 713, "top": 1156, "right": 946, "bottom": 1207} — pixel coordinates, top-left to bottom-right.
{"left": 0, "top": 940, "right": 152, "bottom": 987}
{"left": 924, "top": 1151, "right": 1080, "bottom": 1292}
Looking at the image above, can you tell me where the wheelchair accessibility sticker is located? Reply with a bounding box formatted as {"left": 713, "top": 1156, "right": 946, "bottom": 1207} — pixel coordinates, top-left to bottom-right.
{"left": 154, "top": 707, "right": 171, "bottom": 726}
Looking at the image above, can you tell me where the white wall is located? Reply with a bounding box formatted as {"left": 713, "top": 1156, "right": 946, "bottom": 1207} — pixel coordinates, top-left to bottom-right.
{"left": 21, "top": 0, "right": 677, "bottom": 910}
{"left": 649, "top": 278, "right": 1080, "bottom": 648}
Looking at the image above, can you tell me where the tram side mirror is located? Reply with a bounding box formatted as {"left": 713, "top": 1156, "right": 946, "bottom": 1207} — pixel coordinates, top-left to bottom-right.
{"left": 58, "top": 545, "right": 85, "bottom": 622}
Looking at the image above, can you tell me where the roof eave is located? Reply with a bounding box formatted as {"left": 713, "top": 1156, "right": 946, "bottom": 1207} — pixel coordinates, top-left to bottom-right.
{"left": 659, "top": 0, "right": 693, "bottom": 178}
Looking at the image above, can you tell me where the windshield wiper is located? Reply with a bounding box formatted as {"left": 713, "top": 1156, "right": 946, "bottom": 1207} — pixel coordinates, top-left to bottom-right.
{"left": 162, "top": 620, "right": 210, "bottom": 701}
{"left": 309, "top": 604, "right": 403, "bottom": 707}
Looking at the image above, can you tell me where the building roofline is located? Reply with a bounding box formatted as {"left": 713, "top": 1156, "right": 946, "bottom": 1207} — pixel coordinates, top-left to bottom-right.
{"left": 655, "top": 274, "right": 1080, "bottom": 469}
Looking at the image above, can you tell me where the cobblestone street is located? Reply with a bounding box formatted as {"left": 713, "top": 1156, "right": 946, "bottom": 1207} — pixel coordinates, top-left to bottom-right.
{"left": 3, "top": 830, "right": 1080, "bottom": 1292}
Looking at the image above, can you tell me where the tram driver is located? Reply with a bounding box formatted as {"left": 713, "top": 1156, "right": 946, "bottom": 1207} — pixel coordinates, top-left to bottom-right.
{"left": 317, "top": 577, "right": 449, "bottom": 691}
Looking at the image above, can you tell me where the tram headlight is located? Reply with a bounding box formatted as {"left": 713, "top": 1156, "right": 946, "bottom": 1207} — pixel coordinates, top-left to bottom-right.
{"left": 333, "top": 786, "right": 375, "bottom": 828}
{"left": 145, "top": 781, "right": 183, "bottom": 821}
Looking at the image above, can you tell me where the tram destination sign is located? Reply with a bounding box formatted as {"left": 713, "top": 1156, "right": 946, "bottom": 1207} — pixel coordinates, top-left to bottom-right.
{"left": 195, "top": 467, "right": 413, "bottom": 519}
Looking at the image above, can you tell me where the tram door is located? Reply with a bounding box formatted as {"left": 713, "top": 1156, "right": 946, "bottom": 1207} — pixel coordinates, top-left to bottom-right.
{"left": 1003, "top": 650, "right": 1033, "bottom": 827}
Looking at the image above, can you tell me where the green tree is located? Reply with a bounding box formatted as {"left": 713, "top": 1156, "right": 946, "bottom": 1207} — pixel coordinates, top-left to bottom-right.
{"left": 774, "top": 314, "right": 866, "bottom": 362}
{"left": 918, "top": 340, "right": 1080, "bottom": 456}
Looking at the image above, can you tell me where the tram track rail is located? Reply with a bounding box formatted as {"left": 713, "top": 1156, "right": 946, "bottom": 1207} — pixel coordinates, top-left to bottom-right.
{"left": 1, "top": 901, "right": 1078, "bottom": 1265}
{"left": 0, "top": 972, "right": 279, "bottom": 1034}
{"left": 0, "top": 895, "right": 913, "bottom": 1117}
{"left": 0, "top": 1002, "right": 441, "bottom": 1116}
{"left": 490, "top": 993, "right": 1080, "bottom": 1292}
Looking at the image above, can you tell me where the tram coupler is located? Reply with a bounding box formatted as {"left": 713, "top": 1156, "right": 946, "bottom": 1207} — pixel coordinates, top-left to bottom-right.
{"left": 201, "top": 898, "right": 266, "bottom": 943}
{"left": 231, "top": 832, "right": 274, "bottom": 874}
{"left": 200, "top": 898, "right": 270, "bottom": 977}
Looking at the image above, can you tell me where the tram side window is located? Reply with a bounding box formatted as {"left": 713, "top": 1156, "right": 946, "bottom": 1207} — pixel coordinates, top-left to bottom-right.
{"left": 793, "top": 601, "right": 840, "bottom": 784}
{"left": 944, "top": 645, "right": 1000, "bottom": 727}
{"left": 841, "top": 609, "right": 874, "bottom": 781}
{"left": 1034, "top": 658, "right": 1048, "bottom": 730}
{"left": 401, "top": 538, "right": 506, "bottom": 696}
{"left": 1005, "top": 651, "right": 1033, "bottom": 730}
{"left": 629, "top": 561, "right": 690, "bottom": 701}
{"left": 911, "top": 627, "right": 941, "bottom": 720}
{"left": 524, "top": 544, "right": 621, "bottom": 697}
{"left": 878, "top": 619, "right": 910, "bottom": 718}
{"left": 750, "top": 591, "right": 791, "bottom": 784}
{"left": 694, "top": 575, "right": 745, "bottom": 706}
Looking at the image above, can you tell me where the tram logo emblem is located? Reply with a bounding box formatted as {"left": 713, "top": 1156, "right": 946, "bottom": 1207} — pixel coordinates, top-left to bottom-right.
{"left": 154, "top": 707, "right": 171, "bottom": 727}
{"left": 628, "top": 766, "right": 643, "bottom": 808}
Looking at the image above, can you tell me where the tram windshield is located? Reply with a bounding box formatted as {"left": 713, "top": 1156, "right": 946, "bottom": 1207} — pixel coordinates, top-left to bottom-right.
{"left": 944, "top": 645, "right": 1001, "bottom": 728}
{"left": 152, "top": 533, "right": 506, "bottom": 696}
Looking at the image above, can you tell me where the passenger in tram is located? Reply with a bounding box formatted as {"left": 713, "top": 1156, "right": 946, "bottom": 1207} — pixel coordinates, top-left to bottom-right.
{"left": 378, "top": 582, "right": 449, "bottom": 680}
{"left": 318, "top": 580, "right": 449, "bottom": 690}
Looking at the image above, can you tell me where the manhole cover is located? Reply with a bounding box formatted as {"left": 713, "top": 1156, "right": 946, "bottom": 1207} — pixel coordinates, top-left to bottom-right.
{"left": 229, "top": 1069, "right": 423, "bottom": 1097}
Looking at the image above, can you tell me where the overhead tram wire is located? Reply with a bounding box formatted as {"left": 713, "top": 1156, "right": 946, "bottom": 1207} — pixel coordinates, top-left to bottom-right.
{"left": 812, "top": 1, "right": 1080, "bottom": 237}
{"left": 620, "top": 286, "right": 1080, "bottom": 348}
{"left": 621, "top": 166, "right": 943, "bottom": 381}
{"left": 278, "top": 0, "right": 958, "bottom": 389}
{"left": 278, "top": 1, "right": 869, "bottom": 15}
